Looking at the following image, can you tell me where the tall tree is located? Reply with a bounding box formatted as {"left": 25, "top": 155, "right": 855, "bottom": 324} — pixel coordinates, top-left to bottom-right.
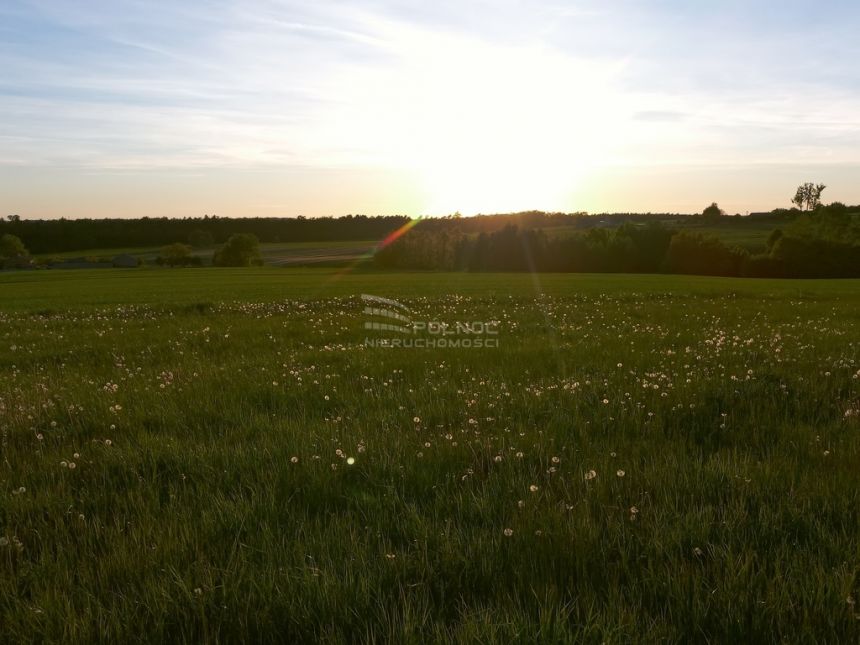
{"left": 702, "top": 202, "right": 723, "bottom": 219}
{"left": 791, "top": 183, "right": 826, "bottom": 211}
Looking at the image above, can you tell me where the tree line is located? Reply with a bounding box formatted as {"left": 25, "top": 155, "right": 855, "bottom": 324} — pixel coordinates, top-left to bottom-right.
{"left": 0, "top": 214, "right": 411, "bottom": 254}
{"left": 0, "top": 210, "right": 767, "bottom": 255}
{"left": 374, "top": 204, "right": 860, "bottom": 278}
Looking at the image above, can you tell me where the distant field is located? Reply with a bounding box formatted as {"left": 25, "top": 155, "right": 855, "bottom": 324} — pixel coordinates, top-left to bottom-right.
{"left": 1, "top": 269, "right": 858, "bottom": 642}
{"left": 543, "top": 218, "right": 777, "bottom": 252}
{"left": 39, "top": 240, "right": 376, "bottom": 266}
{"left": 39, "top": 246, "right": 164, "bottom": 261}
{"left": 671, "top": 219, "right": 777, "bottom": 251}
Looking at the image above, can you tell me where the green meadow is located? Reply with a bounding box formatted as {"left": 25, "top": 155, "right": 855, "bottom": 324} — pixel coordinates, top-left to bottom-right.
{"left": 1, "top": 268, "right": 859, "bottom": 643}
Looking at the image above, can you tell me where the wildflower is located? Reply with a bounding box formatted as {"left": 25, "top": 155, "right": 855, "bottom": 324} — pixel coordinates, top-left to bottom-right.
{"left": 616, "top": 469, "right": 626, "bottom": 478}
{"left": 290, "top": 456, "right": 299, "bottom": 464}
{"left": 551, "top": 456, "right": 560, "bottom": 464}
{"left": 194, "top": 588, "right": 203, "bottom": 596}
{"left": 60, "top": 461, "right": 68, "bottom": 468}
{"left": 494, "top": 455, "right": 503, "bottom": 463}
{"left": 385, "top": 553, "right": 396, "bottom": 560}
{"left": 104, "top": 439, "right": 112, "bottom": 447}
{"left": 584, "top": 469, "right": 597, "bottom": 481}
{"left": 68, "top": 462, "right": 76, "bottom": 470}
{"left": 529, "top": 484, "right": 539, "bottom": 493}
{"left": 693, "top": 547, "right": 704, "bottom": 557}
{"left": 413, "top": 416, "right": 420, "bottom": 423}
{"left": 503, "top": 528, "right": 513, "bottom": 537}
{"left": 346, "top": 457, "right": 355, "bottom": 465}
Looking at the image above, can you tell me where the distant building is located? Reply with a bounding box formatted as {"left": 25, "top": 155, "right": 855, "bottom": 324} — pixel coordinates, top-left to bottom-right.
{"left": 112, "top": 254, "right": 139, "bottom": 268}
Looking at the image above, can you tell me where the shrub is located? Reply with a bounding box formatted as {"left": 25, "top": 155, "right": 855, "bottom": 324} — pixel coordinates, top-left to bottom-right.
{"left": 213, "top": 234, "right": 263, "bottom": 267}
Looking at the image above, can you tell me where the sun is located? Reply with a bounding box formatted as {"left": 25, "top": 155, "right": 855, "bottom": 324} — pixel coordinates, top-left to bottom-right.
{"left": 313, "top": 19, "right": 627, "bottom": 215}
{"left": 335, "top": 23, "right": 625, "bottom": 215}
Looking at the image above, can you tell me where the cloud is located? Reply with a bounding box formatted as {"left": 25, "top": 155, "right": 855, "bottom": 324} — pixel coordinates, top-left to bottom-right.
{"left": 632, "top": 110, "right": 688, "bottom": 123}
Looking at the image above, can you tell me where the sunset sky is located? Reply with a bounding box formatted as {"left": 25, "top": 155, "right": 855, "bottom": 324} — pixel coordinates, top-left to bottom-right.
{"left": 2, "top": 0, "right": 859, "bottom": 219}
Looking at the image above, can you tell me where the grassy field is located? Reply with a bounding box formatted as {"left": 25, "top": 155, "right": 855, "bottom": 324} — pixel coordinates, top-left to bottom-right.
{"left": 1, "top": 268, "right": 859, "bottom": 642}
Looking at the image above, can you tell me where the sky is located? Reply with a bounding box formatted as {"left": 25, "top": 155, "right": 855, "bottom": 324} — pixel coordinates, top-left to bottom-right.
{"left": 1, "top": 0, "right": 859, "bottom": 219}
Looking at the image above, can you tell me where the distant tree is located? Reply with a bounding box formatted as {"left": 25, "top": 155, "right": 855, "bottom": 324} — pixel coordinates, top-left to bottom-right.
{"left": 0, "top": 233, "right": 27, "bottom": 258}
{"left": 213, "top": 234, "right": 262, "bottom": 267}
{"left": 702, "top": 202, "right": 723, "bottom": 219}
{"left": 791, "top": 183, "right": 826, "bottom": 211}
{"left": 766, "top": 229, "right": 784, "bottom": 251}
{"left": 158, "top": 242, "right": 196, "bottom": 267}
{"left": 188, "top": 229, "right": 215, "bottom": 248}
{"left": 6, "top": 214, "right": 21, "bottom": 222}
{"left": 663, "top": 232, "right": 747, "bottom": 276}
